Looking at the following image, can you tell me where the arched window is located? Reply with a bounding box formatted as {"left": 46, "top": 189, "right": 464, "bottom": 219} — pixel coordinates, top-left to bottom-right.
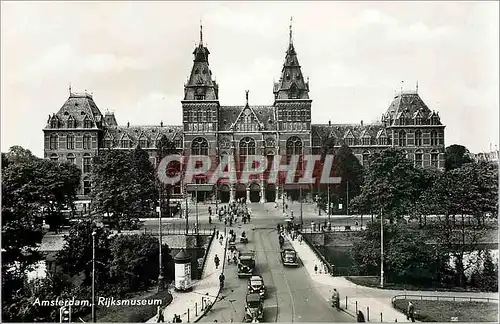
{"left": 83, "top": 177, "right": 92, "bottom": 195}
{"left": 398, "top": 130, "right": 406, "bottom": 147}
{"left": 49, "top": 134, "right": 58, "bottom": 150}
{"left": 83, "top": 153, "right": 92, "bottom": 173}
{"left": 415, "top": 150, "right": 423, "bottom": 167}
{"left": 431, "top": 150, "right": 439, "bottom": 168}
{"left": 430, "top": 130, "right": 438, "bottom": 146}
{"left": 191, "top": 137, "right": 209, "bottom": 155}
{"left": 83, "top": 118, "right": 93, "bottom": 128}
{"left": 50, "top": 153, "right": 58, "bottom": 162}
{"left": 83, "top": 134, "right": 92, "bottom": 149}
{"left": 399, "top": 115, "right": 405, "bottom": 125}
{"left": 415, "top": 130, "right": 422, "bottom": 146}
{"left": 239, "top": 137, "right": 256, "bottom": 156}
{"left": 66, "top": 134, "right": 75, "bottom": 150}
{"left": 362, "top": 151, "right": 370, "bottom": 166}
{"left": 289, "top": 84, "right": 299, "bottom": 99}
{"left": 67, "top": 153, "right": 75, "bottom": 164}
{"left": 50, "top": 118, "right": 58, "bottom": 128}
{"left": 67, "top": 116, "right": 76, "bottom": 128}
{"left": 286, "top": 136, "right": 302, "bottom": 156}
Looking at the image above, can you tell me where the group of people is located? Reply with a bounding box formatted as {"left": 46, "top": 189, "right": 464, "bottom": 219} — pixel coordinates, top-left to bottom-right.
{"left": 156, "top": 308, "right": 182, "bottom": 323}
{"left": 215, "top": 200, "right": 251, "bottom": 225}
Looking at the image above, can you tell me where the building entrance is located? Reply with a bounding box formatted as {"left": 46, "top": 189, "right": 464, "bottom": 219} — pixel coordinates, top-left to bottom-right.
{"left": 249, "top": 182, "right": 261, "bottom": 203}
{"left": 235, "top": 183, "right": 246, "bottom": 202}
{"left": 219, "top": 184, "right": 230, "bottom": 203}
{"left": 265, "top": 183, "right": 276, "bottom": 202}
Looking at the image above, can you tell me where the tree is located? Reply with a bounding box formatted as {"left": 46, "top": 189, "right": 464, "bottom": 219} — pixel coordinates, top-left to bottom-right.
{"left": 422, "top": 162, "right": 498, "bottom": 287}
{"left": 156, "top": 135, "right": 181, "bottom": 218}
{"left": 480, "top": 250, "right": 498, "bottom": 291}
{"left": 350, "top": 148, "right": 423, "bottom": 222}
{"left": 91, "top": 150, "right": 155, "bottom": 231}
{"left": 445, "top": 144, "right": 474, "bottom": 171}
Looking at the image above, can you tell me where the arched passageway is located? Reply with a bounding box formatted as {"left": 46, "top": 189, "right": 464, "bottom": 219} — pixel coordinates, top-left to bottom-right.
{"left": 235, "top": 183, "right": 246, "bottom": 202}
{"left": 249, "top": 182, "right": 261, "bottom": 203}
{"left": 219, "top": 184, "right": 230, "bottom": 203}
{"left": 265, "top": 183, "right": 276, "bottom": 202}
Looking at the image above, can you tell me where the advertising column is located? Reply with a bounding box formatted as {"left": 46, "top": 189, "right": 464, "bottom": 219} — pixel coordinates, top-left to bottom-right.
{"left": 174, "top": 249, "right": 192, "bottom": 291}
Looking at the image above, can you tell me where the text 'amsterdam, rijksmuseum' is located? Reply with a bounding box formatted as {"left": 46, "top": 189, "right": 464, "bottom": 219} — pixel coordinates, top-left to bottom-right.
{"left": 43, "top": 24, "right": 446, "bottom": 203}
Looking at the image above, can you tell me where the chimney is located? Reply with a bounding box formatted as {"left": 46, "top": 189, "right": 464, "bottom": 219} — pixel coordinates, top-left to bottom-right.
{"left": 328, "top": 120, "right": 331, "bottom": 126}
{"left": 127, "top": 121, "right": 130, "bottom": 128}
{"left": 361, "top": 120, "right": 364, "bottom": 126}
{"left": 160, "top": 121, "right": 164, "bottom": 127}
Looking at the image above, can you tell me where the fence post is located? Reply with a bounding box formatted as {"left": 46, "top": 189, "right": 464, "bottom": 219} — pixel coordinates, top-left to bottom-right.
{"left": 355, "top": 301, "right": 358, "bottom": 314}
{"left": 195, "top": 302, "right": 198, "bottom": 316}
{"left": 380, "top": 312, "right": 383, "bottom": 322}
{"left": 187, "top": 308, "right": 190, "bottom": 322}
{"left": 367, "top": 307, "right": 370, "bottom": 321}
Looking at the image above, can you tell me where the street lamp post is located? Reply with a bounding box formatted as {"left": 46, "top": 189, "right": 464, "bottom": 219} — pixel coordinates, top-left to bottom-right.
{"left": 91, "top": 230, "right": 96, "bottom": 323}
{"left": 299, "top": 185, "right": 303, "bottom": 228}
{"left": 158, "top": 185, "right": 164, "bottom": 292}
{"left": 195, "top": 185, "right": 199, "bottom": 235}
{"left": 380, "top": 207, "right": 384, "bottom": 288}
{"left": 327, "top": 185, "right": 331, "bottom": 224}
{"left": 185, "top": 183, "right": 189, "bottom": 235}
{"left": 346, "top": 181, "right": 349, "bottom": 216}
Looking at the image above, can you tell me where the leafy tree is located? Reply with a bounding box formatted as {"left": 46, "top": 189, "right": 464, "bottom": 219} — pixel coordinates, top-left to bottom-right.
{"left": 480, "top": 250, "right": 498, "bottom": 291}
{"left": 156, "top": 135, "right": 181, "bottom": 217}
{"left": 445, "top": 144, "right": 474, "bottom": 171}
{"left": 350, "top": 148, "right": 423, "bottom": 222}
{"left": 91, "top": 149, "right": 155, "bottom": 231}
{"left": 422, "top": 162, "right": 498, "bottom": 287}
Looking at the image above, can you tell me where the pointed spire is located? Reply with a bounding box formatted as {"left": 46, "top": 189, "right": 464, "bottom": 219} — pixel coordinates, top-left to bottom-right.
{"left": 400, "top": 81, "right": 404, "bottom": 92}
{"left": 245, "top": 90, "right": 249, "bottom": 105}
{"left": 199, "top": 19, "right": 203, "bottom": 46}
{"left": 69, "top": 82, "right": 72, "bottom": 95}
{"left": 416, "top": 80, "right": 419, "bottom": 93}
{"left": 289, "top": 17, "right": 293, "bottom": 45}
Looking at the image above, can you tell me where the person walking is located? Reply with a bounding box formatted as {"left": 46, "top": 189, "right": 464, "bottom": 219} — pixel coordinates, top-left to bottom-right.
{"left": 407, "top": 301, "right": 416, "bottom": 322}
{"left": 214, "top": 254, "right": 220, "bottom": 269}
{"left": 357, "top": 310, "right": 365, "bottom": 322}
{"left": 219, "top": 273, "right": 225, "bottom": 289}
{"left": 157, "top": 306, "right": 164, "bottom": 322}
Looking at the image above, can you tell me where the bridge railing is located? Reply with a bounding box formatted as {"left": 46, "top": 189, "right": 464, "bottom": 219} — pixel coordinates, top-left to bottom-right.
{"left": 138, "top": 224, "right": 217, "bottom": 236}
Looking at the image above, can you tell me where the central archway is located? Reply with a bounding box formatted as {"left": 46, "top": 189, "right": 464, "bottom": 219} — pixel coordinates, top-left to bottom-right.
{"left": 219, "top": 184, "right": 230, "bottom": 203}
{"left": 249, "top": 182, "right": 261, "bottom": 203}
{"left": 235, "top": 183, "right": 246, "bottom": 202}
{"left": 265, "top": 183, "right": 276, "bottom": 202}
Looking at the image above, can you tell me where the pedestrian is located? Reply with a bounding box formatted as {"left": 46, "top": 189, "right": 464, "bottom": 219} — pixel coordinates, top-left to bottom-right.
{"left": 314, "top": 264, "right": 318, "bottom": 274}
{"left": 407, "top": 301, "right": 415, "bottom": 322}
{"left": 172, "top": 314, "right": 178, "bottom": 323}
{"left": 357, "top": 310, "right": 365, "bottom": 322}
{"left": 157, "top": 306, "right": 164, "bottom": 322}
{"left": 332, "top": 288, "right": 340, "bottom": 310}
{"left": 219, "top": 273, "right": 225, "bottom": 289}
{"left": 216, "top": 229, "right": 219, "bottom": 239}
{"left": 214, "top": 255, "right": 220, "bottom": 269}
{"left": 176, "top": 315, "right": 182, "bottom": 323}
{"left": 209, "top": 216, "right": 212, "bottom": 224}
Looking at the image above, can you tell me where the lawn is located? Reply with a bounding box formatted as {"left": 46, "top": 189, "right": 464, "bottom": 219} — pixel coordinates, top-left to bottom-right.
{"left": 346, "top": 276, "right": 486, "bottom": 292}
{"left": 392, "top": 299, "right": 498, "bottom": 322}
{"left": 80, "top": 289, "right": 173, "bottom": 323}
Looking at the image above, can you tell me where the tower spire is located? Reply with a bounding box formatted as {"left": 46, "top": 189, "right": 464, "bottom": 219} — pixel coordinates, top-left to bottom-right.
{"left": 289, "top": 16, "right": 293, "bottom": 45}
{"left": 416, "top": 80, "right": 419, "bottom": 93}
{"left": 200, "top": 19, "right": 203, "bottom": 46}
{"left": 245, "top": 90, "right": 249, "bottom": 105}
{"left": 69, "top": 82, "right": 72, "bottom": 95}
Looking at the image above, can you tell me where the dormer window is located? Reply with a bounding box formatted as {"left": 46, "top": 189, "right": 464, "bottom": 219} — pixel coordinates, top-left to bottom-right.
{"left": 104, "top": 139, "right": 113, "bottom": 148}
{"left": 399, "top": 115, "right": 405, "bottom": 125}
{"left": 362, "top": 137, "right": 371, "bottom": 146}
{"left": 139, "top": 139, "right": 148, "bottom": 148}
{"left": 121, "top": 138, "right": 131, "bottom": 148}
{"left": 289, "top": 84, "right": 299, "bottom": 99}
{"left": 195, "top": 88, "right": 205, "bottom": 100}
{"left": 67, "top": 116, "right": 76, "bottom": 128}
{"left": 50, "top": 118, "right": 59, "bottom": 128}
{"left": 83, "top": 117, "right": 92, "bottom": 128}
{"left": 345, "top": 137, "right": 355, "bottom": 146}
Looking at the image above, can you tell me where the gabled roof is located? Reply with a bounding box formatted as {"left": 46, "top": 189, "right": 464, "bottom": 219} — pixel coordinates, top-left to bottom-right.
{"left": 219, "top": 105, "right": 276, "bottom": 131}
{"left": 384, "top": 91, "right": 432, "bottom": 124}
{"left": 105, "top": 125, "right": 183, "bottom": 142}
{"left": 231, "top": 104, "right": 263, "bottom": 130}
{"left": 47, "top": 92, "right": 104, "bottom": 129}
{"left": 312, "top": 123, "right": 385, "bottom": 142}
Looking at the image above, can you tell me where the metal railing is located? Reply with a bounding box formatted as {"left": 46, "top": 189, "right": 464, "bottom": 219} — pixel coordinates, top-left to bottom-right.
{"left": 138, "top": 224, "right": 216, "bottom": 236}
{"left": 299, "top": 224, "right": 365, "bottom": 233}
{"left": 297, "top": 231, "right": 335, "bottom": 275}
{"left": 391, "top": 294, "right": 499, "bottom": 304}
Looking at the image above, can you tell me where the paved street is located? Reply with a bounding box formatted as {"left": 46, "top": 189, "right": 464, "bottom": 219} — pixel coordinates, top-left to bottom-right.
{"left": 200, "top": 214, "right": 354, "bottom": 322}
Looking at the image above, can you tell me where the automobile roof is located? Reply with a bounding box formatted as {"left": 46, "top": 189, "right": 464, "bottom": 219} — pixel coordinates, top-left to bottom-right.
{"left": 246, "top": 293, "right": 261, "bottom": 302}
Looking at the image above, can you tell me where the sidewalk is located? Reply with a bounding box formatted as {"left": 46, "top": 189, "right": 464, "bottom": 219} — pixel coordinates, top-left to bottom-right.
{"left": 148, "top": 235, "right": 227, "bottom": 323}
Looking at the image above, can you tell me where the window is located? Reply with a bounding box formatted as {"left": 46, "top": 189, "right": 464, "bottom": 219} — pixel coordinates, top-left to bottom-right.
{"left": 399, "top": 115, "right": 405, "bottom": 125}
{"left": 289, "top": 84, "right": 299, "bottom": 99}
{"left": 238, "top": 108, "right": 258, "bottom": 132}
{"left": 415, "top": 131, "right": 422, "bottom": 146}
{"left": 104, "top": 139, "right": 113, "bottom": 148}
{"left": 191, "top": 137, "right": 209, "bottom": 155}
{"left": 50, "top": 134, "right": 58, "bottom": 150}
{"left": 83, "top": 154, "right": 92, "bottom": 173}
{"left": 66, "top": 134, "right": 75, "bottom": 149}
{"left": 345, "top": 137, "right": 355, "bottom": 146}
{"left": 206, "top": 109, "right": 212, "bottom": 122}
{"left": 378, "top": 136, "right": 387, "bottom": 146}
{"left": 83, "top": 134, "right": 92, "bottom": 149}
{"left": 430, "top": 130, "right": 438, "bottom": 146}
{"left": 239, "top": 137, "right": 256, "bottom": 156}
{"left": 398, "top": 130, "right": 406, "bottom": 147}
{"left": 121, "top": 138, "right": 131, "bottom": 148}
{"left": 431, "top": 115, "right": 439, "bottom": 125}
{"left": 83, "top": 177, "right": 91, "bottom": 195}
{"left": 195, "top": 94, "right": 205, "bottom": 100}
{"left": 139, "top": 138, "right": 148, "bottom": 148}
{"left": 362, "top": 137, "right": 371, "bottom": 146}
{"left": 84, "top": 118, "right": 92, "bottom": 128}
{"left": 415, "top": 150, "right": 423, "bottom": 167}
{"left": 431, "top": 150, "right": 439, "bottom": 168}
{"left": 50, "top": 118, "right": 58, "bottom": 128}
{"left": 286, "top": 136, "right": 302, "bottom": 156}
{"left": 67, "top": 153, "right": 75, "bottom": 164}
{"left": 67, "top": 117, "right": 76, "bottom": 128}
{"left": 174, "top": 138, "right": 182, "bottom": 149}
{"left": 312, "top": 136, "right": 322, "bottom": 147}
{"left": 415, "top": 116, "right": 422, "bottom": 125}
{"left": 50, "top": 153, "right": 58, "bottom": 162}
{"left": 362, "top": 151, "right": 370, "bottom": 166}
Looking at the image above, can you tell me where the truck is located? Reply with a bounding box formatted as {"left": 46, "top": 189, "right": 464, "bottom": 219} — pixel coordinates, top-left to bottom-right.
{"left": 280, "top": 242, "right": 299, "bottom": 266}
{"left": 238, "top": 251, "right": 256, "bottom": 278}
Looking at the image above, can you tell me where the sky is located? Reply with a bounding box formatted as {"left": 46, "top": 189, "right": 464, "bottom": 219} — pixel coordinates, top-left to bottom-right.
{"left": 1, "top": 1, "right": 499, "bottom": 157}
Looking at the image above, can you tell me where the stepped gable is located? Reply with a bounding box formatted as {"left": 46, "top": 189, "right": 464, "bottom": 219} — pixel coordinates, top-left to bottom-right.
{"left": 219, "top": 105, "right": 275, "bottom": 131}
{"left": 384, "top": 90, "right": 433, "bottom": 124}
{"left": 105, "top": 125, "right": 183, "bottom": 144}
{"left": 48, "top": 92, "right": 104, "bottom": 128}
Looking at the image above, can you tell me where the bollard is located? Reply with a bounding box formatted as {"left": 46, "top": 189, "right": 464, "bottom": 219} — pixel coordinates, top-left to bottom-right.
{"left": 380, "top": 312, "right": 383, "bottom": 322}
{"left": 367, "top": 307, "right": 370, "bottom": 321}
{"left": 195, "top": 302, "right": 198, "bottom": 316}
{"left": 345, "top": 296, "right": 348, "bottom": 309}
{"left": 355, "top": 301, "right": 358, "bottom": 314}
{"left": 187, "top": 308, "right": 190, "bottom": 323}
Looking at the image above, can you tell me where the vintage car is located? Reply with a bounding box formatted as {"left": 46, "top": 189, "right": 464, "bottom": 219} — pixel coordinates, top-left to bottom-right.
{"left": 247, "top": 275, "right": 266, "bottom": 297}
{"left": 243, "top": 293, "right": 264, "bottom": 322}
{"left": 238, "top": 251, "right": 256, "bottom": 277}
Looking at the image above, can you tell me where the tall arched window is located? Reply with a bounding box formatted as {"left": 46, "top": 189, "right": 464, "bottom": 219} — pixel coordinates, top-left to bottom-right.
{"left": 398, "top": 130, "right": 406, "bottom": 146}
{"left": 67, "top": 153, "right": 75, "bottom": 164}
{"left": 431, "top": 150, "right": 439, "bottom": 168}
{"left": 83, "top": 134, "right": 92, "bottom": 149}
{"left": 415, "top": 130, "right": 422, "bottom": 146}
{"left": 50, "top": 134, "right": 58, "bottom": 150}
{"left": 362, "top": 151, "right": 370, "bottom": 166}
{"left": 191, "top": 137, "right": 209, "bottom": 155}
{"left": 67, "top": 134, "right": 75, "bottom": 149}
{"left": 83, "top": 153, "right": 92, "bottom": 173}
{"left": 286, "top": 136, "right": 303, "bottom": 156}
{"left": 430, "top": 130, "right": 438, "bottom": 146}
{"left": 415, "top": 150, "right": 423, "bottom": 167}
{"left": 83, "top": 177, "right": 92, "bottom": 195}
{"left": 239, "top": 137, "right": 256, "bottom": 156}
